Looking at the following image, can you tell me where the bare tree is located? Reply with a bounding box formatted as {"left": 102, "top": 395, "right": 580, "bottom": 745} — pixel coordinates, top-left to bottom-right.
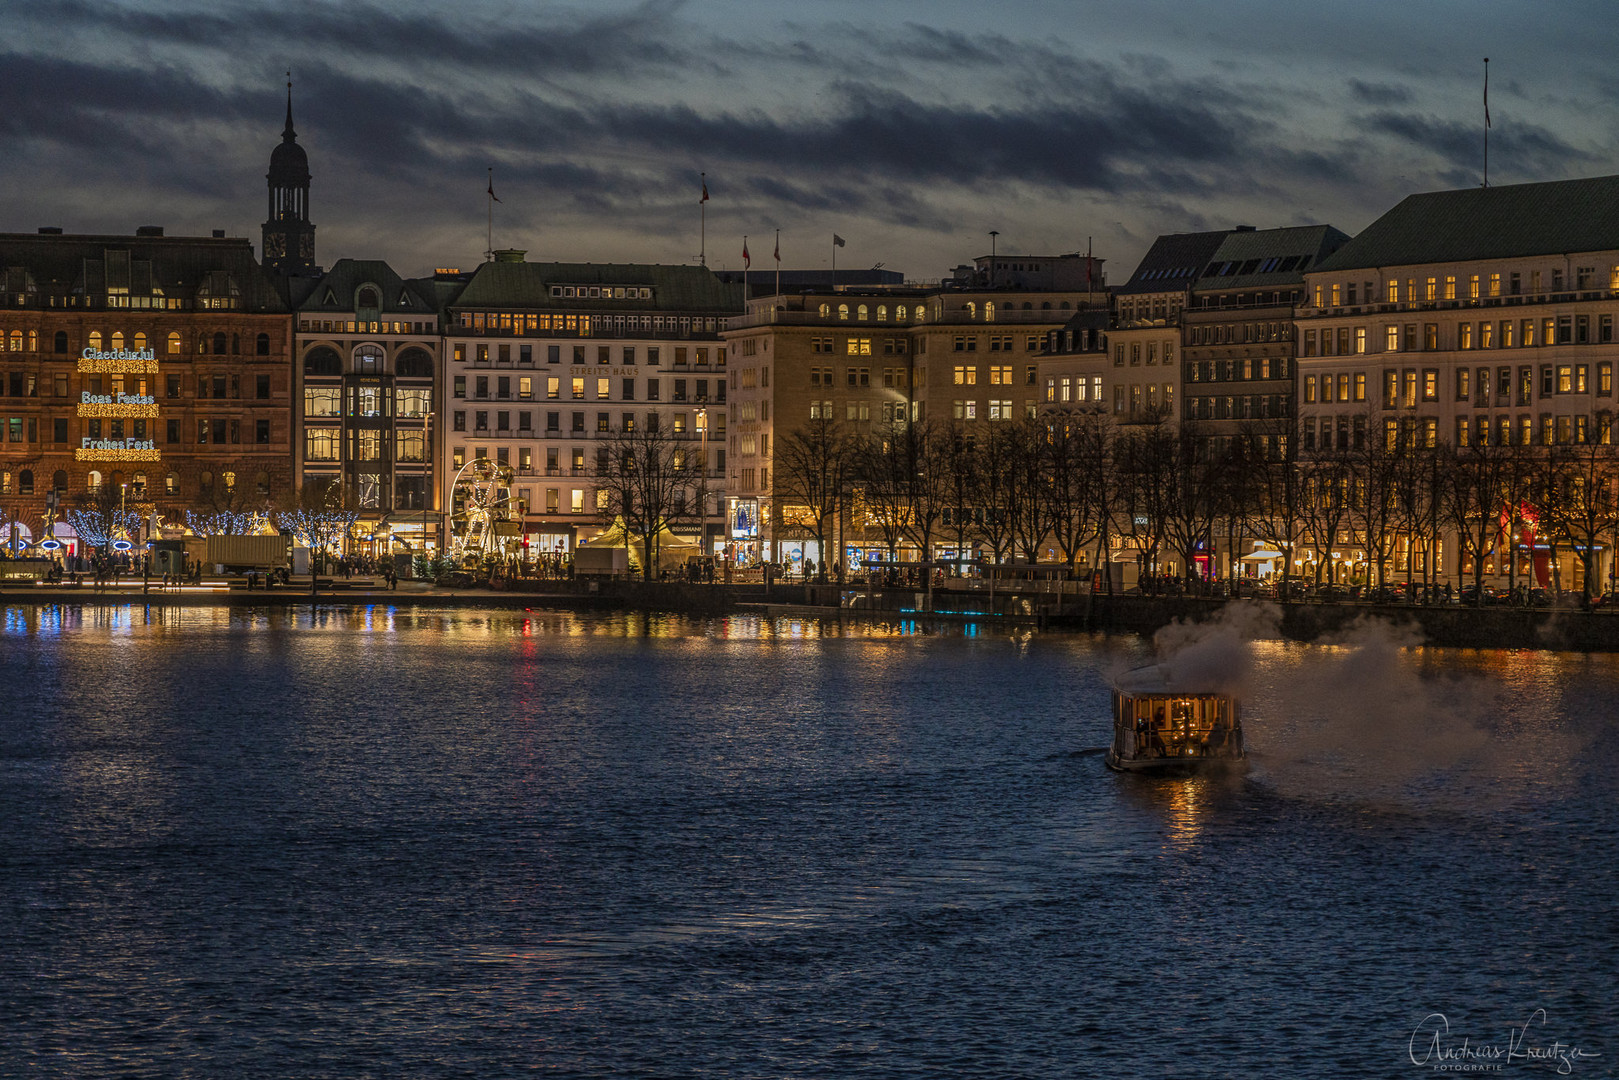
{"left": 277, "top": 477, "right": 360, "bottom": 573}
{"left": 1548, "top": 417, "right": 1619, "bottom": 603}
{"left": 904, "top": 419, "right": 952, "bottom": 572}
{"left": 850, "top": 430, "right": 911, "bottom": 564}
{"left": 969, "top": 423, "right": 1019, "bottom": 565}
{"left": 939, "top": 422, "right": 980, "bottom": 568}
{"left": 596, "top": 423, "right": 697, "bottom": 580}
{"left": 1297, "top": 454, "right": 1356, "bottom": 587}
{"left": 62, "top": 482, "right": 141, "bottom": 558}
{"left": 1046, "top": 407, "right": 1109, "bottom": 575}
{"left": 1439, "top": 440, "right": 1512, "bottom": 603}
{"left": 774, "top": 415, "right": 851, "bottom": 582}
{"left": 1113, "top": 420, "right": 1176, "bottom": 591}
{"left": 186, "top": 466, "right": 271, "bottom": 537}
{"left": 1159, "top": 420, "right": 1222, "bottom": 593}
{"left": 1005, "top": 416, "right": 1054, "bottom": 563}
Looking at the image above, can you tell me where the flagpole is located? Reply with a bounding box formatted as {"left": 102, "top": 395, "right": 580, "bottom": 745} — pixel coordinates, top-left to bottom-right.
{"left": 1483, "top": 57, "right": 1490, "bottom": 188}
{"left": 487, "top": 167, "right": 495, "bottom": 260}
{"left": 700, "top": 172, "right": 707, "bottom": 266}
{"left": 774, "top": 229, "right": 781, "bottom": 298}
{"left": 743, "top": 234, "right": 748, "bottom": 300}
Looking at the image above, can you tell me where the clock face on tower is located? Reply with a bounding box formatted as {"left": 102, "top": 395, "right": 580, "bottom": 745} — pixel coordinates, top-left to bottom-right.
{"left": 264, "top": 233, "right": 286, "bottom": 259}
{"left": 299, "top": 234, "right": 314, "bottom": 259}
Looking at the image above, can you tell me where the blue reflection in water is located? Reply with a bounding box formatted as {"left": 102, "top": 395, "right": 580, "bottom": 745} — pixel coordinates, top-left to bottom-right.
{"left": 0, "top": 604, "right": 1613, "bottom": 1078}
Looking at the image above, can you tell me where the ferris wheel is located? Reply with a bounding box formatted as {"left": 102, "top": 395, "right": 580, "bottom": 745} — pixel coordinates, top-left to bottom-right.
{"left": 448, "top": 457, "right": 516, "bottom": 561}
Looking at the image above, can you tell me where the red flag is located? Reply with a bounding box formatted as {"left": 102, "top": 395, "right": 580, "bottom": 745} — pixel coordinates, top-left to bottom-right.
{"left": 701, "top": 182, "right": 709, "bottom": 203}
{"left": 487, "top": 170, "right": 500, "bottom": 203}
{"left": 742, "top": 239, "right": 750, "bottom": 269}
{"left": 773, "top": 235, "right": 780, "bottom": 262}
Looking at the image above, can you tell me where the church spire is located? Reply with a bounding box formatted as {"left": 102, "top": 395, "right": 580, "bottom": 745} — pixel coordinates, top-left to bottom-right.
{"left": 283, "top": 71, "right": 296, "bottom": 143}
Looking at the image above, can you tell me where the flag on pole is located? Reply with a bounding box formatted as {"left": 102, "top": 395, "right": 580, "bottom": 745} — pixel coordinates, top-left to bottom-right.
{"left": 833, "top": 234, "right": 845, "bottom": 248}
{"left": 487, "top": 169, "right": 500, "bottom": 202}
{"left": 743, "top": 238, "right": 750, "bottom": 269}
{"left": 701, "top": 181, "right": 710, "bottom": 203}
{"left": 1483, "top": 57, "right": 1490, "bottom": 128}
{"left": 773, "top": 233, "right": 780, "bottom": 262}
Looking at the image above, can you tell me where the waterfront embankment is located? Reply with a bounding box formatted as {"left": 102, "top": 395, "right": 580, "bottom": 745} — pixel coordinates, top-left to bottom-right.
{"left": 7, "top": 577, "right": 1619, "bottom": 650}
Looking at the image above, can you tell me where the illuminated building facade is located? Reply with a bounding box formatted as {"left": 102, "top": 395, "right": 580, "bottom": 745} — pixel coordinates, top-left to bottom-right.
{"left": 722, "top": 253, "right": 1106, "bottom": 567}
{"left": 292, "top": 260, "right": 450, "bottom": 554}
{"left": 0, "top": 229, "right": 293, "bottom": 548}
{"left": 1298, "top": 175, "right": 1619, "bottom": 591}
{"left": 444, "top": 254, "right": 742, "bottom": 556}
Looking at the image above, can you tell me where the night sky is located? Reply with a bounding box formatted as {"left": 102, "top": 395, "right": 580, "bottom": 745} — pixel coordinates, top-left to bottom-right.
{"left": 4, "top": 1, "right": 1615, "bottom": 282}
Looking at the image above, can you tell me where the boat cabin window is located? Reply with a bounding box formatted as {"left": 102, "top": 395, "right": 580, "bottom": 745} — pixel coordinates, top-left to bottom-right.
{"left": 1113, "top": 692, "right": 1238, "bottom": 760}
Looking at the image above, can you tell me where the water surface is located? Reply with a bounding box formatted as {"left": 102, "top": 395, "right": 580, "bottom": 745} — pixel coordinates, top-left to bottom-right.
{"left": 1, "top": 605, "right": 1613, "bottom": 1077}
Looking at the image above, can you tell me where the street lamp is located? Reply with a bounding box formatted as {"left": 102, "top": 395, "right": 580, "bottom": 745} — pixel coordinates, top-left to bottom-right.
{"left": 696, "top": 407, "right": 708, "bottom": 558}
{"left": 420, "top": 410, "right": 434, "bottom": 575}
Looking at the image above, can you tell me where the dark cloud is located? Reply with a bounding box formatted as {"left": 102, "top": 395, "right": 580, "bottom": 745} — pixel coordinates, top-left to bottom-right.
{"left": 32, "top": 0, "right": 693, "bottom": 78}
{"left": 2, "top": 2, "right": 1616, "bottom": 276}
{"left": 1355, "top": 111, "right": 1595, "bottom": 181}
{"left": 1349, "top": 80, "right": 1412, "bottom": 106}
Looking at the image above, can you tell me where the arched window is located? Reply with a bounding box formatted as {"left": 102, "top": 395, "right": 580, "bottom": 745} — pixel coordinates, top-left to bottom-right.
{"left": 838, "top": 304, "right": 849, "bottom": 321}
{"left": 111, "top": 331, "right": 124, "bottom": 350}
{"left": 1041, "top": 301, "right": 1051, "bottom": 310}
{"left": 965, "top": 302, "right": 976, "bottom": 319}
{"left": 165, "top": 472, "right": 180, "bottom": 495}
{"left": 19, "top": 470, "right": 34, "bottom": 495}
{"left": 876, "top": 305, "right": 887, "bottom": 322}
{"left": 52, "top": 470, "right": 67, "bottom": 494}
{"left": 256, "top": 333, "right": 270, "bottom": 356}
{"left": 255, "top": 471, "right": 270, "bottom": 497}
{"left": 212, "top": 332, "right": 227, "bottom": 355}
{"left": 914, "top": 308, "right": 925, "bottom": 324}
{"left": 222, "top": 471, "right": 236, "bottom": 491}
{"left": 7, "top": 330, "right": 20, "bottom": 351}
{"left": 353, "top": 343, "right": 384, "bottom": 373}
{"left": 895, "top": 305, "right": 907, "bottom": 321}
{"left": 1060, "top": 301, "right": 1071, "bottom": 310}
{"left": 357, "top": 286, "right": 380, "bottom": 310}
{"left": 133, "top": 332, "right": 146, "bottom": 351}
{"left": 88, "top": 331, "right": 103, "bottom": 351}
{"left": 985, "top": 302, "right": 996, "bottom": 321}
{"left": 27, "top": 330, "right": 37, "bottom": 351}
{"left": 87, "top": 470, "right": 102, "bottom": 493}
{"left": 132, "top": 473, "right": 147, "bottom": 497}
{"left": 857, "top": 304, "right": 868, "bottom": 321}
{"left": 303, "top": 346, "right": 341, "bottom": 376}
{"left": 167, "top": 332, "right": 182, "bottom": 355}
{"left": 231, "top": 333, "right": 240, "bottom": 355}
{"left": 199, "top": 471, "right": 213, "bottom": 494}
{"left": 53, "top": 331, "right": 68, "bottom": 353}
{"left": 819, "top": 303, "right": 831, "bottom": 318}
{"left": 396, "top": 347, "right": 433, "bottom": 378}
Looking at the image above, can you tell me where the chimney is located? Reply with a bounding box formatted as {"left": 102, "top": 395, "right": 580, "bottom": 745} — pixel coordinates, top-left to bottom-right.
{"left": 212, "top": 229, "right": 225, "bottom": 238}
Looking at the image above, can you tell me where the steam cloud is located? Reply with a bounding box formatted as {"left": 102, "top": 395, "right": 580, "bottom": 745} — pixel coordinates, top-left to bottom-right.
{"left": 1142, "top": 602, "right": 1574, "bottom": 805}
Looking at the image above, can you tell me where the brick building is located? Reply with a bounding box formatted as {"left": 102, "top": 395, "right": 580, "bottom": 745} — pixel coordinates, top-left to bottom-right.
{"left": 0, "top": 229, "right": 292, "bottom": 552}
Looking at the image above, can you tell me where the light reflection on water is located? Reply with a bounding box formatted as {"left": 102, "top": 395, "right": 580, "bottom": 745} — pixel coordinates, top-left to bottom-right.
{"left": 0, "top": 604, "right": 1613, "bottom": 1078}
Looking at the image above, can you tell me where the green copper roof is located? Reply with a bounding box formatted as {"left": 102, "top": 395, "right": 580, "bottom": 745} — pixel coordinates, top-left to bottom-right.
{"left": 1192, "top": 225, "right": 1350, "bottom": 291}
{"left": 453, "top": 262, "right": 745, "bottom": 312}
{"left": 1314, "top": 174, "right": 1619, "bottom": 272}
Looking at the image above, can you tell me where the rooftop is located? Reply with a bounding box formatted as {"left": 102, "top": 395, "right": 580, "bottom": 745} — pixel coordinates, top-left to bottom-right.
{"left": 1313, "top": 174, "right": 1619, "bottom": 272}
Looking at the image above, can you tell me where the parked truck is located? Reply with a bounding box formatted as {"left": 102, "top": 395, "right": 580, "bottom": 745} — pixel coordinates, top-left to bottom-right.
{"left": 205, "top": 535, "right": 290, "bottom": 573}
